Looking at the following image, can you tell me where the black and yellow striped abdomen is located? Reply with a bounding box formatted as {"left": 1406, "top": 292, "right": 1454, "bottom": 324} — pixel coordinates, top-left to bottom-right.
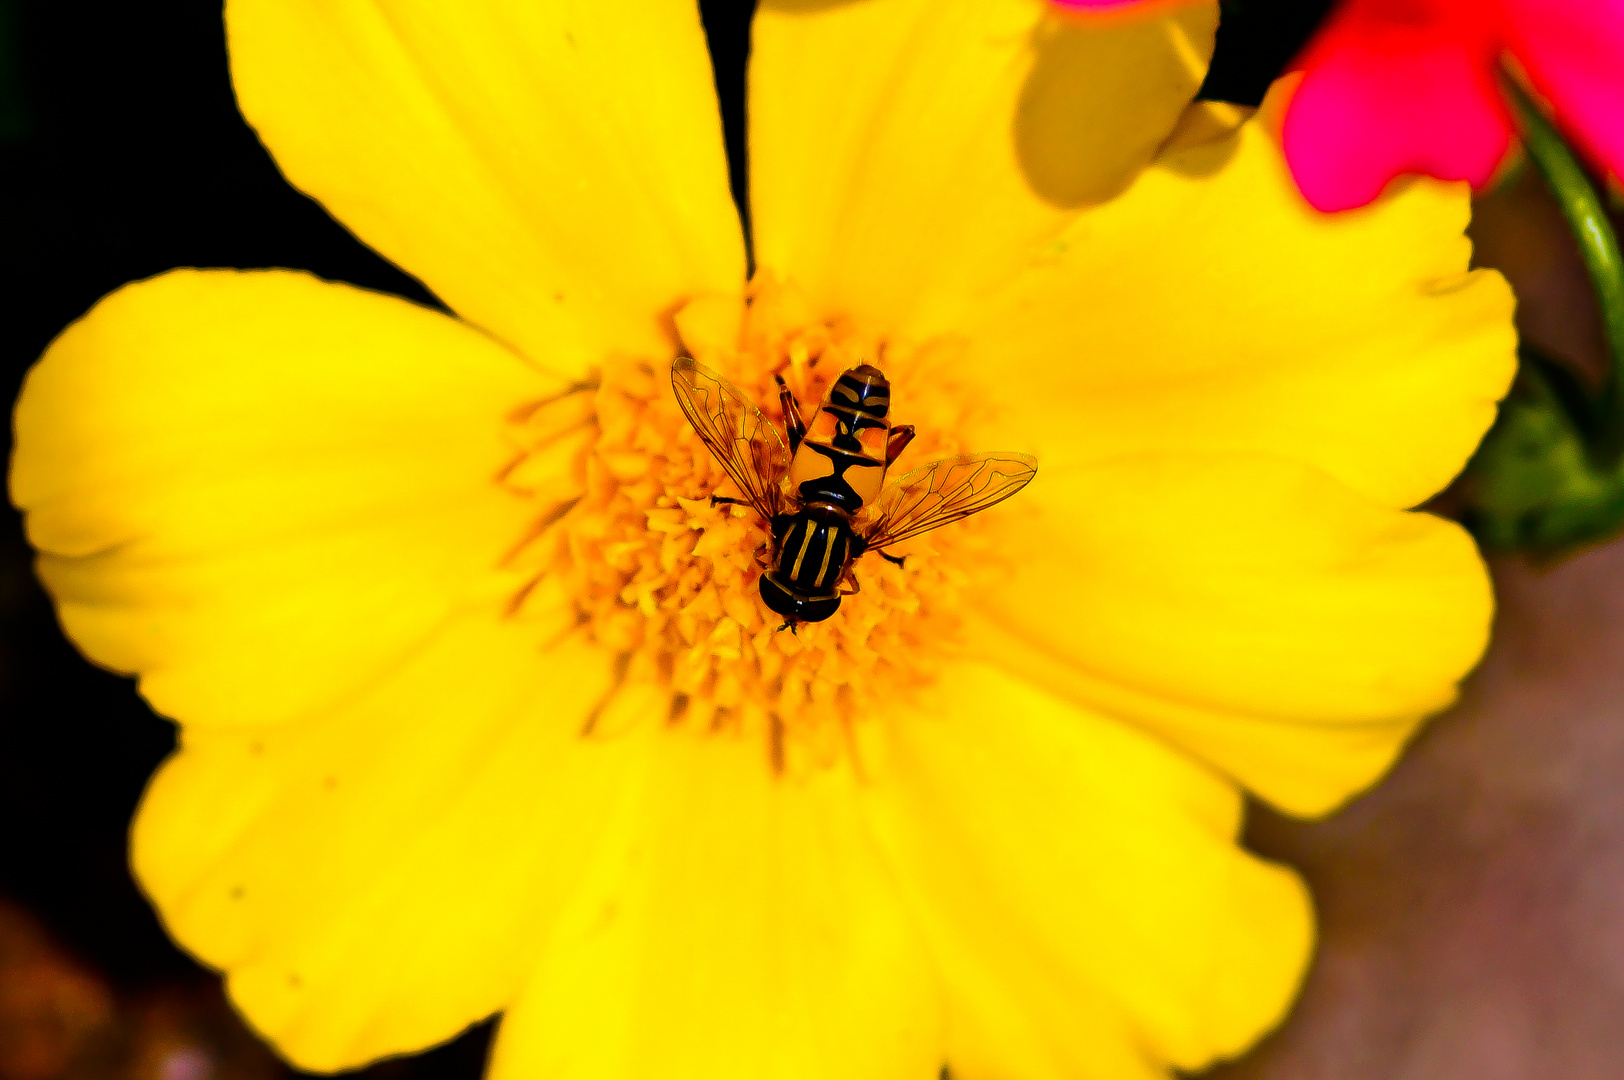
{"left": 787, "top": 364, "right": 892, "bottom": 513}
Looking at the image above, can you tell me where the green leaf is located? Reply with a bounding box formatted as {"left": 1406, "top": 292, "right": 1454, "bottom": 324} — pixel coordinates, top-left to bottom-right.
{"left": 1464, "top": 348, "right": 1624, "bottom": 554}
{"left": 1462, "top": 81, "right": 1624, "bottom": 556}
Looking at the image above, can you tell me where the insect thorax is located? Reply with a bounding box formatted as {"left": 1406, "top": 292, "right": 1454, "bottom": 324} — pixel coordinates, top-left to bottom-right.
{"left": 769, "top": 504, "right": 857, "bottom": 600}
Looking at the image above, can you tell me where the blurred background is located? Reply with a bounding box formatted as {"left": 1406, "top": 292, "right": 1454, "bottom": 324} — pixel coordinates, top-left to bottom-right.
{"left": 5, "top": 1, "right": 1621, "bottom": 1078}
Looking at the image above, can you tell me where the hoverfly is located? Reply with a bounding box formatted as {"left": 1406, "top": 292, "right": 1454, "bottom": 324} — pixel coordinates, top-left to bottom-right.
{"left": 671, "top": 357, "right": 1037, "bottom": 627}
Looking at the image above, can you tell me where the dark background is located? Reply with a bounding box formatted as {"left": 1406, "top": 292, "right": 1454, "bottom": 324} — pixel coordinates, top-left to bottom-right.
{"left": 0, "top": 2, "right": 1333, "bottom": 1078}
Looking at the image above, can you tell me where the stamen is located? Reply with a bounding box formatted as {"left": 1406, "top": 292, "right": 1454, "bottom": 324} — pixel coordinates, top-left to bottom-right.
{"left": 498, "top": 275, "right": 1004, "bottom": 772}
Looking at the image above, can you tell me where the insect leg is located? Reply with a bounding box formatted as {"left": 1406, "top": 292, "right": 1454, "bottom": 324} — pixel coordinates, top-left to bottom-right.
{"left": 837, "top": 562, "right": 863, "bottom": 596}
{"left": 885, "top": 424, "right": 916, "bottom": 465}
{"left": 711, "top": 494, "right": 746, "bottom": 507}
{"left": 877, "top": 550, "right": 907, "bottom": 568}
{"left": 776, "top": 374, "right": 807, "bottom": 453}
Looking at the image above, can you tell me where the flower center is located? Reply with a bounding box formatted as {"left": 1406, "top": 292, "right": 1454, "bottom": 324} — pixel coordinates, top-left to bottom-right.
{"left": 500, "top": 276, "right": 999, "bottom": 771}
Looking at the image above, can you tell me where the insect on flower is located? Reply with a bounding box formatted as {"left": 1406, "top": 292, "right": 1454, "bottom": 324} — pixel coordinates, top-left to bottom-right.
{"left": 672, "top": 357, "right": 1037, "bottom": 627}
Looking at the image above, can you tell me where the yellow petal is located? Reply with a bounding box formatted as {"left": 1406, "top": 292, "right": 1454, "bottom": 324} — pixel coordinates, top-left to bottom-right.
{"left": 11, "top": 269, "right": 552, "bottom": 728}
{"left": 489, "top": 728, "right": 942, "bottom": 1080}
{"left": 227, "top": 0, "right": 745, "bottom": 374}
{"left": 861, "top": 661, "right": 1311, "bottom": 1078}
{"left": 960, "top": 94, "right": 1517, "bottom": 509}
{"left": 972, "top": 452, "right": 1492, "bottom": 817}
{"left": 133, "top": 627, "right": 642, "bottom": 1071}
{"left": 749, "top": 0, "right": 1216, "bottom": 337}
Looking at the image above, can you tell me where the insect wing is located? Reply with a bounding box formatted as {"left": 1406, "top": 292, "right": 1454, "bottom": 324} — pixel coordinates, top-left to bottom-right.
{"left": 861, "top": 452, "right": 1037, "bottom": 550}
{"left": 671, "top": 357, "right": 790, "bottom": 518}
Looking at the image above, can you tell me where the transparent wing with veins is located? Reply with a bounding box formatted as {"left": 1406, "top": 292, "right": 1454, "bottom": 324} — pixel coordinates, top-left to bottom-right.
{"left": 859, "top": 452, "right": 1037, "bottom": 551}
{"left": 670, "top": 357, "right": 789, "bottom": 520}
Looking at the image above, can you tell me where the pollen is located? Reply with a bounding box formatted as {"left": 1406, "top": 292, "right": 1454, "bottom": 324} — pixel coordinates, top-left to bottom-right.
{"left": 498, "top": 276, "right": 999, "bottom": 771}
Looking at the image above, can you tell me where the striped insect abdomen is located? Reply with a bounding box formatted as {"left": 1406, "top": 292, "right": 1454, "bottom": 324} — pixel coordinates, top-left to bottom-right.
{"left": 787, "top": 364, "right": 892, "bottom": 512}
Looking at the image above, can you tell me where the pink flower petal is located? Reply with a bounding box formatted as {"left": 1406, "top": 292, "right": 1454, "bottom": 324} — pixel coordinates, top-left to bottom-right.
{"left": 1284, "top": 5, "right": 1513, "bottom": 211}
{"left": 1506, "top": 0, "right": 1624, "bottom": 180}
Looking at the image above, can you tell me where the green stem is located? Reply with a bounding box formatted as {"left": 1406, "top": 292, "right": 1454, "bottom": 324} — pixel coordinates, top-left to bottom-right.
{"left": 1508, "top": 78, "right": 1624, "bottom": 468}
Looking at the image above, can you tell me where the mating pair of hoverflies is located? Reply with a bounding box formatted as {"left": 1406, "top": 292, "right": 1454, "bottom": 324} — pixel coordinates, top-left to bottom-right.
{"left": 671, "top": 357, "right": 1036, "bottom": 628}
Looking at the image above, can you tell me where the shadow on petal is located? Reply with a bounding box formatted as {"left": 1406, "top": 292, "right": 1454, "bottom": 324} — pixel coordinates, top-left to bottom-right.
{"left": 1015, "top": 5, "right": 1217, "bottom": 208}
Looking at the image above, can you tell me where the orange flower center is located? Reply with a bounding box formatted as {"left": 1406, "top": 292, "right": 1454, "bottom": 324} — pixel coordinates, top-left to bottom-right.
{"left": 500, "top": 276, "right": 1003, "bottom": 770}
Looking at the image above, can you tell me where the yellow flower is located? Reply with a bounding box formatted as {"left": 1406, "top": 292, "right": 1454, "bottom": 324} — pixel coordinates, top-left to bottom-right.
{"left": 10, "top": 1, "right": 1514, "bottom": 1078}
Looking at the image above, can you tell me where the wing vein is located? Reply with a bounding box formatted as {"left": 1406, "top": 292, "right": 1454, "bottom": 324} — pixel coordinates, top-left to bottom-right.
{"left": 670, "top": 358, "right": 790, "bottom": 521}
{"left": 861, "top": 453, "right": 1037, "bottom": 551}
